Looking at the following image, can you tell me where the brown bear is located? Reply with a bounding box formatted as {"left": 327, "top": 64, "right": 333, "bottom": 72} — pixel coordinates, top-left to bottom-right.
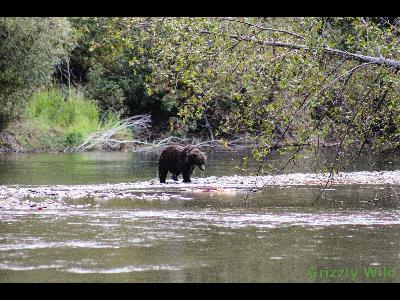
{"left": 158, "top": 145, "right": 207, "bottom": 183}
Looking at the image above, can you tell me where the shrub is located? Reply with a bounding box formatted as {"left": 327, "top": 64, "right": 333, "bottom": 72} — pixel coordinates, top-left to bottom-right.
{"left": 25, "top": 88, "right": 111, "bottom": 148}
{"left": 27, "top": 88, "right": 100, "bottom": 138}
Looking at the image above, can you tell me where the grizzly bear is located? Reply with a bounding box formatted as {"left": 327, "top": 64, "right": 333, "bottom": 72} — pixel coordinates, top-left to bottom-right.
{"left": 158, "top": 145, "right": 207, "bottom": 183}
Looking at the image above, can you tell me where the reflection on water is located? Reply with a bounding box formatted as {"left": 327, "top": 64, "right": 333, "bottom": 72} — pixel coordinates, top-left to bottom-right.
{"left": 0, "top": 149, "right": 400, "bottom": 282}
{"left": 0, "top": 147, "right": 398, "bottom": 185}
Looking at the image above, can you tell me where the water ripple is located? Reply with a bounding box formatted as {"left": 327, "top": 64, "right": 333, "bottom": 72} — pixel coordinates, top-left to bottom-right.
{"left": 65, "top": 264, "right": 184, "bottom": 274}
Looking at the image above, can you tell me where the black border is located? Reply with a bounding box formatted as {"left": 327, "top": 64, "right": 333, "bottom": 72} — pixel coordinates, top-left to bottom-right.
{"left": 2, "top": 0, "right": 399, "bottom": 17}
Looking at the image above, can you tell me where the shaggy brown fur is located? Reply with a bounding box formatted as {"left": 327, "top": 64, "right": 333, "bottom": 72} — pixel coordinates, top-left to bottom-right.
{"left": 158, "top": 145, "right": 207, "bottom": 183}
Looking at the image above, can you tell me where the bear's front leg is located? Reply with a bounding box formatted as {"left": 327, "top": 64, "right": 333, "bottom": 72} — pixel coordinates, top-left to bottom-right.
{"left": 182, "top": 169, "right": 191, "bottom": 183}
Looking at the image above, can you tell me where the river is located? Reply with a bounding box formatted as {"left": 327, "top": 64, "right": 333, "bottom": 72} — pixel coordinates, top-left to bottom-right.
{"left": 0, "top": 149, "right": 400, "bottom": 282}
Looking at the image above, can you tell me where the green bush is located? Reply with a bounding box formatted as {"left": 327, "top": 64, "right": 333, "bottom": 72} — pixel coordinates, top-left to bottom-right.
{"left": 65, "top": 130, "right": 84, "bottom": 147}
{"left": 24, "top": 88, "right": 126, "bottom": 148}
{"left": 27, "top": 88, "right": 100, "bottom": 140}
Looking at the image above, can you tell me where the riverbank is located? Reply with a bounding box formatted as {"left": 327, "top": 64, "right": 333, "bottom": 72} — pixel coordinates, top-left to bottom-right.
{"left": 0, "top": 89, "right": 134, "bottom": 153}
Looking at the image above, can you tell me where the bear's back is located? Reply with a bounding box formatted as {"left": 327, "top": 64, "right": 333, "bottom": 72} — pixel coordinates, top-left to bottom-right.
{"left": 159, "top": 145, "right": 185, "bottom": 164}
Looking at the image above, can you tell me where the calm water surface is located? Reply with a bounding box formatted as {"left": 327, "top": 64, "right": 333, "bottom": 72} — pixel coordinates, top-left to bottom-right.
{"left": 0, "top": 149, "right": 400, "bottom": 282}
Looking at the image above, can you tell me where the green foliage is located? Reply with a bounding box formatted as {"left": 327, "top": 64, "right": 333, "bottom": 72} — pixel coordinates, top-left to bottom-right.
{"left": 115, "top": 17, "right": 399, "bottom": 162}
{"left": 27, "top": 89, "right": 99, "bottom": 135}
{"left": 14, "top": 119, "right": 66, "bottom": 152}
{"left": 0, "top": 17, "right": 75, "bottom": 130}
{"left": 65, "top": 17, "right": 177, "bottom": 128}
{"left": 24, "top": 88, "right": 125, "bottom": 149}
{"left": 65, "top": 131, "right": 83, "bottom": 147}
{"left": 1, "top": 17, "right": 399, "bottom": 162}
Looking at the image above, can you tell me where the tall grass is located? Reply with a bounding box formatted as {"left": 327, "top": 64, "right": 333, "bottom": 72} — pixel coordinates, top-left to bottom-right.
{"left": 20, "top": 88, "right": 129, "bottom": 150}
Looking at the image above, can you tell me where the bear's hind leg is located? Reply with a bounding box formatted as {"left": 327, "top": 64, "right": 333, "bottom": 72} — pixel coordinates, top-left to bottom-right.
{"left": 159, "top": 166, "right": 168, "bottom": 183}
{"left": 171, "top": 173, "right": 179, "bottom": 181}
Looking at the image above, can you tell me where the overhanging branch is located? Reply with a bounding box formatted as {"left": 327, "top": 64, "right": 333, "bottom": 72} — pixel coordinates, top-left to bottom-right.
{"left": 198, "top": 29, "right": 400, "bottom": 71}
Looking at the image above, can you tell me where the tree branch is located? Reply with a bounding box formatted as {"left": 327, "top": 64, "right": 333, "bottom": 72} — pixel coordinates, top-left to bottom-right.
{"left": 219, "top": 17, "right": 305, "bottom": 40}
{"left": 197, "top": 29, "right": 400, "bottom": 71}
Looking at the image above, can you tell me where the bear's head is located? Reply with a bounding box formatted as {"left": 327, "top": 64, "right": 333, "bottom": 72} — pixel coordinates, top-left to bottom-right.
{"left": 183, "top": 146, "right": 207, "bottom": 170}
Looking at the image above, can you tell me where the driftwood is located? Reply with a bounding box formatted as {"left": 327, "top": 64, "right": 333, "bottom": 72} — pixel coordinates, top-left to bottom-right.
{"left": 66, "top": 114, "right": 248, "bottom": 153}
{"left": 122, "top": 136, "right": 247, "bottom": 152}
{"left": 66, "top": 115, "right": 152, "bottom": 152}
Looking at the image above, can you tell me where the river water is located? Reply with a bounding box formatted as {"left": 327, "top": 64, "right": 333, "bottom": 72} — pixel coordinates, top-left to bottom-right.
{"left": 0, "top": 149, "right": 400, "bottom": 282}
